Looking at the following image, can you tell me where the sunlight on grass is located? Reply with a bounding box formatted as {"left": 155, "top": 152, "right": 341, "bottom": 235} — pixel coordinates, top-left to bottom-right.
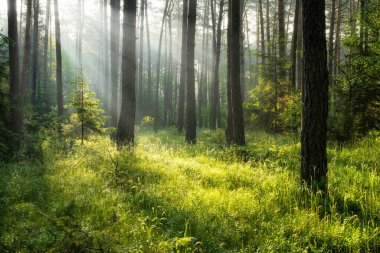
{"left": 0, "top": 129, "right": 379, "bottom": 252}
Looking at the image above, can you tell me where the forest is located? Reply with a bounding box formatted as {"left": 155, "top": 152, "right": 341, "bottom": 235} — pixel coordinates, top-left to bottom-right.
{"left": 0, "top": 0, "right": 379, "bottom": 252}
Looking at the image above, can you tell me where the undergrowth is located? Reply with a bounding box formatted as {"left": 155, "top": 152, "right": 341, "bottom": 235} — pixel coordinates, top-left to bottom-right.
{"left": 0, "top": 129, "right": 379, "bottom": 252}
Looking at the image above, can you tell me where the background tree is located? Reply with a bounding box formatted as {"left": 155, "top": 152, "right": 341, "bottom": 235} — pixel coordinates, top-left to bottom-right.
{"left": 110, "top": 0, "right": 120, "bottom": 127}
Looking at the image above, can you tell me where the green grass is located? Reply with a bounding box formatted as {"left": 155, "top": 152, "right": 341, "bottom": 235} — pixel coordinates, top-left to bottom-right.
{"left": 0, "top": 129, "right": 379, "bottom": 252}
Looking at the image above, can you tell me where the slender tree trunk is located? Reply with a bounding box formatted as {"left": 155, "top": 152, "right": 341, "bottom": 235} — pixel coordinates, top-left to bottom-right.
{"left": 54, "top": 0, "right": 63, "bottom": 116}
{"left": 117, "top": 0, "right": 137, "bottom": 145}
{"left": 334, "top": 0, "right": 342, "bottom": 76}
{"left": 103, "top": 0, "right": 110, "bottom": 112}
{"left": 110, "top": 0, "right": 120, "bottom": 127}
{"left": 199, "top": 0, "right": 208, "bottom": 128}
{"left": 154, "top": 0, "right": 170, "bottom": 131}
{"left": 258, "top": 0, "right": 265, "bottom": 64}
{"left": 266, "top": 0, "right": 271, "bottom": 58}
{"left": 239, "top": 1, "right": 246, "bottom": 100}
{"left": 278, "top": 0, "right": 286, "bottom": 79}
{"left": 185, "top": 0, "right": 197, "bottom": 143}
{"left": 328, "top": 0, "right": 336, "bottom": 76}
{"left": 210, "top": 0, "right": 224, "bottom": 130}
{"left": 228, "top": 0, "right": 245, "bottom": 146}
{"left": 290, "top": 0, "right": 299, "bottom": 90}
{"left": 21, "top": 0, "right": 32, "bottom": 101}
{"left": 19, "top": 0, "right": 23, "bottom": 47}
{"left": 177, "top": 0, "right": 189, "bottom": 133}
{"left": 43, "top": 0, "right": 51, "bottom": 110}
{"left": 145, "top": 0, "right": 153, "bottom": 116}
{"left": 8, "top": 0, "right": 23, "bottom": 133}
{"left": 226, "top": 0, "right": 234, "bottom": 144}
{"left": 138, "top": 0, "right": 145, "bottom": 121}
{"left": 301, "top": 0, "right": 329, "bottom": 192}
{"left": 296, "top": 0, "right": 303, "bottom": 91}
{"left": 31, "top": 0, "right": 39, "bottom": 105}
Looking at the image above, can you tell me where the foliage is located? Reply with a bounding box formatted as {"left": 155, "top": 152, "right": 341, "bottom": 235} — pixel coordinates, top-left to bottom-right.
{"left": 63, "top": 72, "right": 105, "bottom": 141}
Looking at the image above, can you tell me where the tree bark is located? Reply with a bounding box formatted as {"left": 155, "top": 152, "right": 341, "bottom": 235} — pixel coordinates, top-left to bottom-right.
{"left": 290, "top": 0, "right": 300, "bottom": 90}
{"left": 145, "top": 0, "right": 153, "bottom": 116}
{"left": 177, "top": 0, "right": 189, "bottom": 133}
{"left": 258, "top": 0, "right": 265, "bottom": 64}
{"left": 154, "top": 0, "right": 170, "bottom": 131}
{"left": 278, "top": 0, "right": 286, "bottom": 79}
{"left": 301, "top": 0, "right": 329, "bottom": 192}
{"left": 43, "top": 0, "right": 51, "bottom": 110}
{"left": 54, "top": 0, "right": 63, "bottom": 116}
{"left": 185, "top": 0, "right": 197, "bottom": 143}
{"left": 226, "top": 0, "right": 234, "bottom": 144}
{"left": 117, "top": 0, "right": 137, "bottom": 145}
{"left": 228, "top": 0, "right": 245, "bottom": 146}
{"left": 110, "top": 0, "right": 120, "bottom": 127}
{"left": 210, "top": 0, "right": 224, "bottom": 130}
{"left": 328, "top": 0, "right": 336, "bottom": 76}
{"left": 7, "top": 0, "right": 23, "bottom": 133}
{"left": 31, "top": 0, "right": 39, "bottom": 105}
{"left": 21, "top": 0, "right": 32, "bottom": 102}
{"left": 138, "top": 0, "right": 145, "bottom": 121}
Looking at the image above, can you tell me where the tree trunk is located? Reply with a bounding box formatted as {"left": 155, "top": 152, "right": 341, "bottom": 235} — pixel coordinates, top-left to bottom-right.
{"left": 31, "top": 0, "right": 39, "bottom": 105}
{"left": 301, "top": 0, "right": 329, "bottom": 192}
{"left": 278, "top": 0, "right": 286, "bottom": 79}
{"left": 21, "top": 0, "right": 32, "bottom": 102}
{"left": 226, "top": 0, "right": 234, "bottom": 144}
{"left": 296, "top": 0, "right": 303, "bottom": 91}
{"left": 210, "top": 0, "right": 224, "bottom": 130}
{"left": 154, "top": 0, "right": 170, "bottom": 131}
{"left": 228, "top": 0, "right": 245, "bottom": 146}
{"left": 258, "top": 0, "right": 265, "bottom": 64}
{"left": 334, "top": 0, "right": 342, "bottom": 76}
{"left": 185, "top": 0, "right": 197, "bottom": 143}
{"left": 7, "top": 0, "right": 23, "bottom": 133}
{"left": 117, "top": 0, "right": 137, "bottom": 145}
{"left": 138, "top": 0, "right": 145, "bottom": 121}
{"left": 145, "top": 0, "right": 153, "bottom": 116}
{"left": 177, "top": 0, "right": 189, "bottom": 133}
{"left": 266, "top": 0, "right": 271, "bottom": 58}
{"left": 290, "top": 0, "right": 300, "bottom": 90}
{"left": 239, "top": 2, "right": 246, "bottom": 101}
{"left": 103, "top": 0, "right": 109, "bottom": 113}
{"left": 328, "top": 0, "right": 336, "bottom": 76}
{"left": 54, "top": 0, "right": 63, "bottom": 116}
{"left": 43, "top": 0, "right": 51, "bottom": 111}
{"left": 110, "top": 0, "right": 120, "bottom": 127}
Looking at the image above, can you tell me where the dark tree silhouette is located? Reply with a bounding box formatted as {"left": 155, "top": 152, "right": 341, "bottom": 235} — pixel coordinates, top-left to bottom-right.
{"left": 301, "top": 0, "right": 329, "bottom": 191}
{"left": 117, "top": 0, "right": 137, "bottom": 145}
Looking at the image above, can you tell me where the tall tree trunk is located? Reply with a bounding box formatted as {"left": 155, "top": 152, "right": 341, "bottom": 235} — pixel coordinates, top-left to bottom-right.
{"left": 21, "top": 0, "right": 32, "bottom": 101}
{"left": 103, "top": 0, "right": 109, "bottom": 112}
{"left": 278, "top": 0, "right": 286, "bottom": 79}
{"left": 177, "top": 0, "right": 189, "bottom": 133}
{"left": 7, "top": 0, "right": 23, "bottom": 133}
{"left": 145, "top": 0, "right": 153, "bottom": 116}
{"left": 266, "top": 0, "right": 271, "bottom": 58}
{"left": 239, "top": 1, "right": 246, "bottom": 100}
{"left": 110, "top": 0, "right": 120, "bottom": 127}
{"left": 54, "top": 0, "right": 63, "bottom": 116}
{"left": 210, "top": 0, "right": 224, "bottom": 130}
{"left": 185, "top": 0, "right": 197, "bottom": 143}
{"left": 258, "top": 0, "right": 265, "bottom": 64}
{"left": 328, "top": 0, "right": 336, "bottom": 76}
{"left": 296, "top": 0, "right": 303, "bottom": 91}
{"left": 226, "top": 0, "right": 234, "bottom": 144}
{"left": 154, "top": 0, "right": 170, "bottom": 131}
{"left": 19, "top": 0, "right": 23, "bottom": 47}
{"left": 43, "top": 0, "right": 51, "bottom": 110}
{"left": 117, "top": 0, "right": 137, "bottom": 145}
{"left": 301, "top": 0, "right": 329, "bottom": 192}
{"left": 291, "top": 0, "right": 300, "bottom": 90}
{"left": 199, "top": 0, "right": 208, "bottom": 128}
{"left": 31, "top": 0, "right": 39, "bottom": 105}
{"left": 334, "top": 0, "right": 342, "bottom": 76}
{"left": 228, "top": 0, "right": 245, "bottom": 146}
{"left": 138, "top": 0, "right": 145, "bottom": 121}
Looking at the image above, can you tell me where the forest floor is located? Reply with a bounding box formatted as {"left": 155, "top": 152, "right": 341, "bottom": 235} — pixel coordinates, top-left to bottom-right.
{"left": 0, "top": 129, "right": 379, "bottom": 252}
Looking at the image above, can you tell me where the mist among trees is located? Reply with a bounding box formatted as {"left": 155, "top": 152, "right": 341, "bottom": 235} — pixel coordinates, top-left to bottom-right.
{"left": 0, "top": 0, "right": 379, "bottom": 251}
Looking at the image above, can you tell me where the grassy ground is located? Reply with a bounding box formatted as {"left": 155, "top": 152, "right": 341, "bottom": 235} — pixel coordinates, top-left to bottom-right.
{"left": 0, "top": 129, "right": 379, "bottom": 252}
